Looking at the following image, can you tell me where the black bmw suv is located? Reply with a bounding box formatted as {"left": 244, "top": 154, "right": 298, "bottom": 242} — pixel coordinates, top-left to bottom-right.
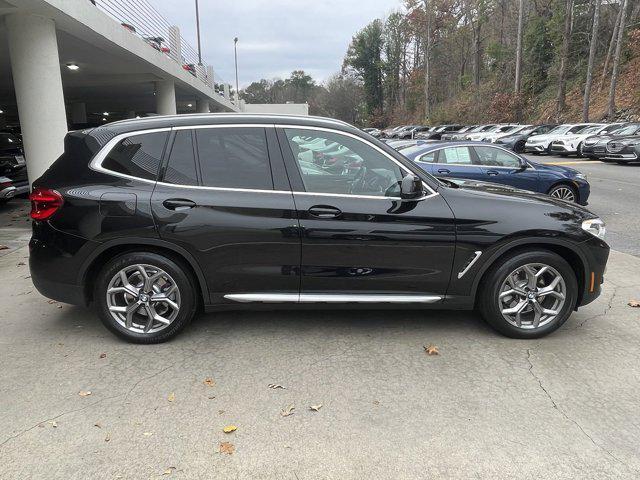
{"left": 29, "top": 114, "right": 609, "bottom": 343}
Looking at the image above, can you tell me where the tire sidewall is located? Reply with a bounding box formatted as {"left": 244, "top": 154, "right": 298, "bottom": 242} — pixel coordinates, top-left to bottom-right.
{"left": 479, "top": 250, "right": 578, "bottom": 339}
{"left": 94, "top": 252, "right": 197, "bottom": 343}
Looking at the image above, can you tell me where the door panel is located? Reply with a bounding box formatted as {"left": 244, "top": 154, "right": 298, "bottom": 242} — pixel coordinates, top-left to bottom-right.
{"left": 279, "top": 127, "right": 456, "bottom": 297}
{"left": 151, "top": 126, "right": 300, "bottom": 304}
{"left": 473, "top": 146, "right": 540, "bottom": 191}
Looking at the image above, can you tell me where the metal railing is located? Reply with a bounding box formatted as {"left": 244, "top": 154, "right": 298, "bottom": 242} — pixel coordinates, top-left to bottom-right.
{"left": 94, "top": 0, "right": 232, "bottom": 101}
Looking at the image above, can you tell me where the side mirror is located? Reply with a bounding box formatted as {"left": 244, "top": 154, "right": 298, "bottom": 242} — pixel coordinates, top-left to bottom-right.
{"left": 518, "top": 157, "right": 528, "bottom": 171}
{"left": 400, "top": 174, "right": 423, "bottom": 200}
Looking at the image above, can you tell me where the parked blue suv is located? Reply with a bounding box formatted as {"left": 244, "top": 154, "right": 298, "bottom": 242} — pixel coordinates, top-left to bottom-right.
{"left": 400, "top": 141, "right": 590, "bottom": 204}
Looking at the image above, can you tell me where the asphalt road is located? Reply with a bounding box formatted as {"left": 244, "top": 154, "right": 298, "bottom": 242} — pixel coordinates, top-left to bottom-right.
{"left": 524, "top": 154, "right": 640, "bottom": 257}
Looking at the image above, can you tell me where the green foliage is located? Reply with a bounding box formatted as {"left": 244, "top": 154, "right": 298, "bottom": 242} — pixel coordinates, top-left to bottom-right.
{"left": 523, "top": 16, "right": 554, "bottom": 95}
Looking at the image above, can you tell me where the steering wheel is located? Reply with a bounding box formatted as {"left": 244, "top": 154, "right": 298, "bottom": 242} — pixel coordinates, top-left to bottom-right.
{"left": 349, "top": 166, "right": 367, "bottom": 194}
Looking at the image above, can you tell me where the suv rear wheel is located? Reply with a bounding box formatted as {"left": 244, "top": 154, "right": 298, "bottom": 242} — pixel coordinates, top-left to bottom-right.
{"left": 94, "top": 252, "right": 198, "bottom": 343}
{"left": 478, "top": 250, "right": 577, "bottom": 339}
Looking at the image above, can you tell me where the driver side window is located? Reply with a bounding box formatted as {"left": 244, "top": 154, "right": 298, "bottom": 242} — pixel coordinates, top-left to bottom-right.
{"left": 284, "top": 128, "right": 404, "bottom": 197}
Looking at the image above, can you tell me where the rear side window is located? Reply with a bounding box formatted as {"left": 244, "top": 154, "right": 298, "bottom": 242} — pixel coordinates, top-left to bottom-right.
{"left": 439, "top": 147, "right": 473, "bottom": 165}
{"left": 164, "top": 130, "right": 198, "bottom": 185}
{"left": 196, "top": 127, "right": 273, "bottom": 190}
{"left": 102, "top": 132, "right": 168, "bottom": 181}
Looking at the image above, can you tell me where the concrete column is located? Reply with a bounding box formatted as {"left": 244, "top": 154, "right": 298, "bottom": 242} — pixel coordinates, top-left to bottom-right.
{"left": 71, "top": 102, "right": 87, "bottom": 124}
{"left": 224, "top": 84, "right": 230, "bottom": 100}
{"left": 206, "top": 65, "right": 214, "bottom": 89}
{"left": 196, "top": 99, "right": 210, "bottom": 113}
{"left": 155, "top": 80, "right": 176, "bottom": 115}
{"left": 168, "top": 26, "right": 182, "bottom": 64}
{"left": 6, "top": 14, "right": 68, "bottom": 184}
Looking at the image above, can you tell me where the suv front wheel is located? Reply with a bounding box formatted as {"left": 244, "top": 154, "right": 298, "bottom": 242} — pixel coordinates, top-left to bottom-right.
{"left": 94, "top": 252, "right": 198, "bottom": 343}
{"left": 478, "top": 250, "right": 577, "bottom": 338}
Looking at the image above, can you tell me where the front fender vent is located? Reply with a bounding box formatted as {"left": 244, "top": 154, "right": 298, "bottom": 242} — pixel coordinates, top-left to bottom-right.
{"left": 458, "top": 251, "right": 482, "bottom": 279}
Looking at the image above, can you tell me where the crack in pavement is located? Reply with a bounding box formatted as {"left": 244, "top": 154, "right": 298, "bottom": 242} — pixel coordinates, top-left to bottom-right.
{"left": 0, "top": 363, "right": 176, "bottom": 449}
{"left": 525, "top": 348, "right": 636, "bottom": 474}
{"left": 575, "top": 285, "right": 619, "bottom": 329}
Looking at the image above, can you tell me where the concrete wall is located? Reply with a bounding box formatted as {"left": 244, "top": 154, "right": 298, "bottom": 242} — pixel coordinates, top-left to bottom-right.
{"left": 242, "top": 103, "right": 309, "bottom": 116}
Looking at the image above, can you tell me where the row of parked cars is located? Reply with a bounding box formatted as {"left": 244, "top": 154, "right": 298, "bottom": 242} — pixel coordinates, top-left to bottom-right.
{"left": 0, "top": 129, "right": 28, "bottom": 205}
{"left": 364, "top": 121, "right": 640, "bottom": 164}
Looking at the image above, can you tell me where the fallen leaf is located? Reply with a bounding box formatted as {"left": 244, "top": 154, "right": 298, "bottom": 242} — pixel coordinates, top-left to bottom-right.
{"left": 424, "top": 344, "right": 439, "bottom": 356}
{"left": 268, "top": 383, "right": 286, "bottom": 389}
{"left": 47, "top": 300, "right": 56, "bottom": 304}
{"left": 162, "top": 467, "right": 176, "bottom": 475}
{"left": 57, "top": 305, "right": 63, "bottom": 309}
{"left": 208, "top": 396, "right": 216, "bottom": 400}
{"left": 104, "top": 433, "right": 111, "bottom": 442}
{"left": 50, "top": 421, "right": 58, "bottom": 428}
{"left": 373, "top": 400, "right": 380, "bottom": 406}
{"left": 218, "top": 410, "right": 225, "bottom": 415}
{"left": 78, "top": 390, "right": 92, "bottom": 397}
{"left": 281, "top": 404, "right": 295, "bottom": 417}
{"left": 99, "top": 353, "right": 107, "bottom": 359}
{"left": 143, "top": 432, "right": 153, "bottom": 437}
{"left": 168, "top": 392, "right": 175, "bottom": 402}
{"left": 219, "top": 442, "right": 235, "bottom": 455}
{"left": 628, "top": 300, "right": 640, "bottom": 308}
{"left": 0, "top": 245, "right": 8, "bottom": 251}
{"left": 203, "top": 377, "right": 215, "bottom": 387}
{"left": 17, "top": 262, "right": 25, "bottom": 266}
{"left": 309, "top": 404, "right": 323, "bottom": 412}
{"left": 94, "top": 422, "right": 102, "bottom": 429}
{"left": 223, "top": 425, "right": 237, "bottom": 433}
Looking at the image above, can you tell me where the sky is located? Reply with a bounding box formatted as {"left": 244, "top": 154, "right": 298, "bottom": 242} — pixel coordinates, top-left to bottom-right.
{"left": 152, "top": 0, "right": 402, "bottom": 88}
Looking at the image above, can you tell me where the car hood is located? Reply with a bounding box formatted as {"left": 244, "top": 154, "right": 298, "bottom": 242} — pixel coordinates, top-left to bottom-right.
{"left": 443, "top": 177, "right": 595, "bottom": 217}
{"left": 527, "top": 160, "right": 580, "bottom": 176}
{"left": 526, "top": 133, "right": 562, "bottom": 143}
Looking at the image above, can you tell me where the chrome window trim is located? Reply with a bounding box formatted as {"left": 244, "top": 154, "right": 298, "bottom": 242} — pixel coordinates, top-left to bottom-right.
{"left": 88, "top": 127, "right": 172, "bottom": 185}
{"left": 90, "top": 124, "right": 439, "bottom": 201}
{"left": 224, "top": 293, "right": 443, "bottom": 304}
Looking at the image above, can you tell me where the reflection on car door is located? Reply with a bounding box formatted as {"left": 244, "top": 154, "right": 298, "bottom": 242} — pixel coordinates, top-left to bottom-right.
{"left": 278, "top": 127, "right": 456, "bottom": 299}
{"left": 473, "top": 145, "right": 539, "bottom": 192}
{"left": 435, "top": 146, "right": 484, "bottom": 180}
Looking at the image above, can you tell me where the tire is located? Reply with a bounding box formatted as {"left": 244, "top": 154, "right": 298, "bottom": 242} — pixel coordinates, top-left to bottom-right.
{"left": 514, "top": 141, "right": 526, "bottom": 153}
{"left": 576, "top": 143, "right": 583, "bottom": 157}
{"left": 548, "top": 183, "right": 578, "bottom": 203}
{"left": 545, "top": 144, "right": 553, "bottom": 155}
{"left": 94, "top": 251, "right": 198, "bottom": 343}
{"left": 478, "top": 250, "right": 578, "bottom": 339}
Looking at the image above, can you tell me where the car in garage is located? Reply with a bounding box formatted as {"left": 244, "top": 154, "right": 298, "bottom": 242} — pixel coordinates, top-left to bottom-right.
{"left": 549, "top": 123, "right": 627, "bottom": 157}
{"left": 524, "top": 123, "right": 599, "bottom": 154}
{"left": 494, "top": 124, "right": 557, "bottom": 153}
{"left": 29, "top": 114, "right": 607, "bottom": 343}
{"left": 582, "top": 123, "right": 639, "bottom": 159}
{"left": 401, "top": 141, "right": 590, "bottom": 204}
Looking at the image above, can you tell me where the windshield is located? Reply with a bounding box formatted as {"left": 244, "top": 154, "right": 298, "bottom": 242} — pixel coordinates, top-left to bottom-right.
{"left": 547, "top": 125, "right": 572, "bottom": 135}
{"left": 0, "top": 133, "right": 20, "bottom": 147}
{"left": 580, "top": 125, "right": 604, "bottom": 134}
{"left": 612, "top": 124, "right": 640, "bottom": 136}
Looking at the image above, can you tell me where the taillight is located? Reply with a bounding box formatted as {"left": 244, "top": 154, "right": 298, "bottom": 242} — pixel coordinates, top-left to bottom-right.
{"left": 29, "top": 188, "right": 64, "bottom": 220}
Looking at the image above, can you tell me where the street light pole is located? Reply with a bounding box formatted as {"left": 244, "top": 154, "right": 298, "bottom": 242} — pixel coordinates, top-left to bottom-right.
{"left": 234, "top": 37, "right": 239, "bottom": 102}
{"left": 195, "top": 0, "right": 202, "bottom": 65}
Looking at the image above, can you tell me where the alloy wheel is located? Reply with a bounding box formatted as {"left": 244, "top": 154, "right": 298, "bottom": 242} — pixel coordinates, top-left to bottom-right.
{"left": 498, "top": 263, "right": 566, "bottom": 329}
{"left": 106, "top": 264, "right": 181, "bottom": 334}
{"left": 550, "top": 186, "right": 576, "bottom": 202}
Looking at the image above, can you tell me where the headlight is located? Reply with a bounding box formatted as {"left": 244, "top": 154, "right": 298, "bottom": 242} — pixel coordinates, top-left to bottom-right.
{"left": 582, "top": 218, "right": 606, "bottom": 239}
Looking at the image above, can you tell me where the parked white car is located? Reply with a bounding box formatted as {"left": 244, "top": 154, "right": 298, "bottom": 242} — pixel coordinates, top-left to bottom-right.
{"left": 550, "top": 123, "right": 627, "bottom": 156}
{"left": 483, "top": 125, "right": 533, "bottom": 143}
{"left": 465, "top": 124, "right": 517, "bottom": 141}
{"left": 524, "top": 123, "right": 598, "bottom": 154}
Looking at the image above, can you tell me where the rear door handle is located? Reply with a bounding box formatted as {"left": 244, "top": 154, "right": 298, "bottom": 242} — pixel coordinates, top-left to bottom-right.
{"left": 486, "top": 170, "right": 499, "bottom": 176}
{"left": 437, "top": 168, "right": 451, "bottom": 174}
{"left": 163, "top": 198, "right": 196, "bottom": 211}
{"left": 308, "top": 205, "right": 342, "bottom": 219}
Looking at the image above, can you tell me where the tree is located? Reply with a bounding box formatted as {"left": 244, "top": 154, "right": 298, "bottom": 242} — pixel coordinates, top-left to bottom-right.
{"left": 423, "top": 0, "right": 433, "bottom": 118}
{"left": 343, "top": 19, "right": 385, "bottom": 118}
{"left": 514, "top": 0, "right": 525, "bottom": 94}
{"left": 606, "top": 0, "right": 629, "bottom": 117}
{"left": 316, "top": 74, "right": 364, "bottom": 124}
{"left": 582, "top": 0, "right": 601, "bottom": 121}
{"left": 600, "top": 3, "right": 623, "bottom": 90}
{"left": 556, "top": 0, "right": 574, "bottom": 119}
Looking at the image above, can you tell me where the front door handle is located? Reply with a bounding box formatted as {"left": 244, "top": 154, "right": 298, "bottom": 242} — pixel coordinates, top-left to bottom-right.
{"left": 308, "top": 205, "right": 342, "bottom": 219}
{"left": 486, "top": 170, "right": 499, "bottom": 176}
{"left": 437, "top": 168, "right": 451, "bottom": 174}
{"left": 163, "top": 198, "right": 196, "bottom": 211}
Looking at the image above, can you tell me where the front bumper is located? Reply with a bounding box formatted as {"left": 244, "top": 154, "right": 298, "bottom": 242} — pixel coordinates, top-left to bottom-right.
{"left": 524, "top": 144, "right": 547, "bottom": 153}
{"left": 0, "top": 185, "right": 16, "bottom": 200}
{"left": 550, "top": 143, "right": 577, "bottom": 154}
{"left": 602, "top": 152, "right": 639, "bottom": 163}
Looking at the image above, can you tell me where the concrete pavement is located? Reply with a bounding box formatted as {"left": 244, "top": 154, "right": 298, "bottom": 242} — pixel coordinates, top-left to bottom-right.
{"left": 1, "top": 242, "right": 639, "bottom": 479}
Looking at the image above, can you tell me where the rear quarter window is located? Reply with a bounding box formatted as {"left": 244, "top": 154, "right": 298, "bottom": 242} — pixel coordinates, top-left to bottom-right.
{"left": 102, "top": 132, "right": 169, "bottom": 181}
